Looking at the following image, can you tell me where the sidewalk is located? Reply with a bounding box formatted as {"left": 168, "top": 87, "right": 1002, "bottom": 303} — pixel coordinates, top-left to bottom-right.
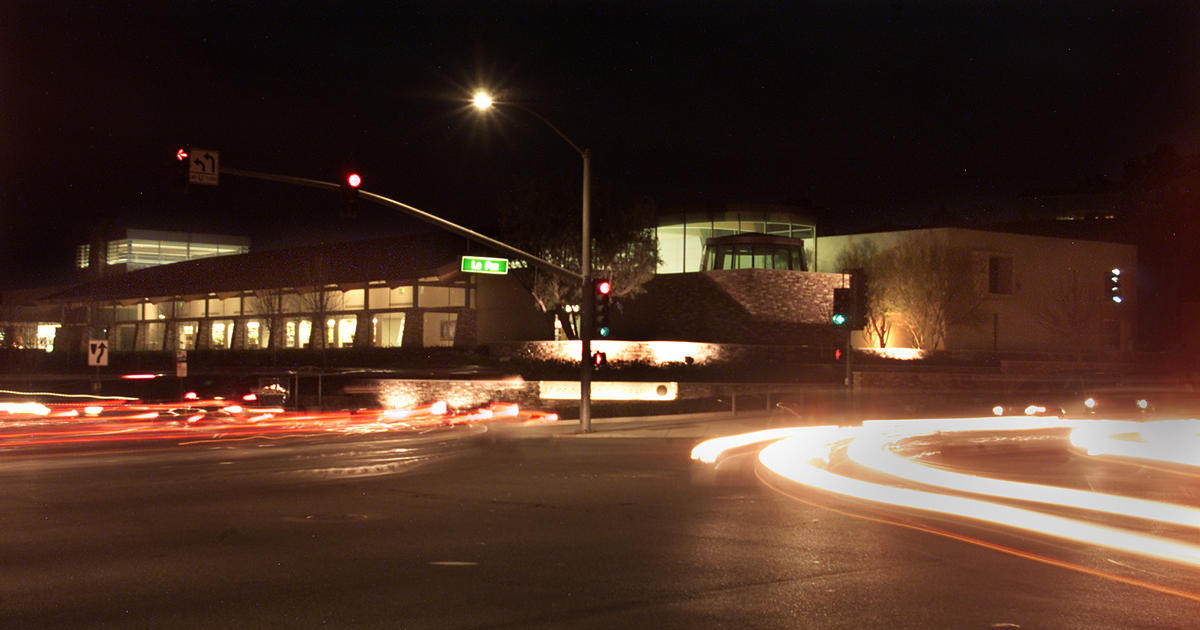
{"left": 515, "top": 410, "right": 781, "bottom": 439}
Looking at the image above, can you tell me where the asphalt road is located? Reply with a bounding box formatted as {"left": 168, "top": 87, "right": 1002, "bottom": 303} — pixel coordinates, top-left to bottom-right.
{"left": 1, "top": 423, "right": 1197, "bottom": 629}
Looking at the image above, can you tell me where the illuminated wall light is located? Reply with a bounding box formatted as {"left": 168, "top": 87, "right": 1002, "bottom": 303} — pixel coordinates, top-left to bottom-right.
{"left": 862, "top": 348, "right": 926, "bottom": 361}
{"left": 539, "top": 380, "right": 679, "bottom": 401}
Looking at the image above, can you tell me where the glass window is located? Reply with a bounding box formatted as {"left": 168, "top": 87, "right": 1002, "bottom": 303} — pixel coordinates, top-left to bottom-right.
{"left": 374, "top": 312, "right": 406, "bottom": 348}
{"left": 115, "top": 305, "right": 140, "bottom": 322}
{"left": 245, "top": 320, "right": 263, "bottom": 349}
{"left": 36, "top": 324, "right": 60, "bottom": 352}
{"left": 178, "top": 322, "right": 197, "bottom": 350}
{"left": 418, "top": 285, "right": 467, "bottom": 308}
{"left": 282, "top": 294, "right": 302, "bottom": 314}
{"left": 391, "top": 287, "right": 413, "bottom": 307}
{"left": 298, "top": 320, "right": 312, "bottom": 348}
{"left": 423, "top": 312, "right": 458, "bottom": 347}
{"left": 344, "top": 289, "right": 364, "bottom": 310}
{"left": 337, "top": 316, "right": 356, "bottom": 347}
{"left": 368, "top": 287, "right": 390, "bottom": 309}
{"left": 114, "top": 324, "right": 136, "bottom": 351}
{"left": 211, "top": 320, "right": 233, "bottom": 349}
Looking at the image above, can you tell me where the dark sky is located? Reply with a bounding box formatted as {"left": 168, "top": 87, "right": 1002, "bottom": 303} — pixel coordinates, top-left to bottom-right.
{"left": 3, "top": 1, "right": 1199, "bottom": 288}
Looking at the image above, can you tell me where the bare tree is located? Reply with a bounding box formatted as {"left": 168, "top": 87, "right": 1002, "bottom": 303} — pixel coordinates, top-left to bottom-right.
{"left": 876, "top": 234, "right": 983, "bottom": 351}
{"left": 297, "top": 254, "right": 343, "bottom": 351}
{"left": 250, "top": 288, "right": 287, "bottom": 349}
{"left": 497, "top": 182, "right": 660, "bottom": 339}
{"left": 834, "top": 239, "right": 894, "bottom": 348}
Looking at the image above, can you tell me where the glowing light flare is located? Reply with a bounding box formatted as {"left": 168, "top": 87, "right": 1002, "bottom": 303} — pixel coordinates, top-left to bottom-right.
{"left": 346, "top": 173, "right": 362, "bottom": 188}
{"left": 1071, "top": 419, "right": 1200, "bottom": 466}
{"left": 472, "top": 91, "right": 494, "bottom": 110}
{"left": 0, "top": 402, "right": 52, "bottom": 416}
{"left": 120, "top": 373, "right": 159, "bottom": 380}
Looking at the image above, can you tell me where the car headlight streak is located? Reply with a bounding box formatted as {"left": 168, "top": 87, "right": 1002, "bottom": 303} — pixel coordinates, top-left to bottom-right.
{"left": 693, "top": 417, "right": 1200, "bottom": 569}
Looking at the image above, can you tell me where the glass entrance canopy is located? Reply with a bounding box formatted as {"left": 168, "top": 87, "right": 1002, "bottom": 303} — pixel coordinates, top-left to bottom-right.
{"left": 655, "top": 205, "right": 816, "bottom": 273}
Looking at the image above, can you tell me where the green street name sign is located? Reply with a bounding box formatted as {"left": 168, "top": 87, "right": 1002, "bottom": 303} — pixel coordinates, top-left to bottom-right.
{"left": 461, "top": 255, "right": 509, "bottom": 275}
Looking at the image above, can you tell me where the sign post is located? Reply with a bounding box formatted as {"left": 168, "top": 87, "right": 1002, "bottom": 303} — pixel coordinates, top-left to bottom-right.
{"left": 87, "top": 339, "right": 109, "bottom": 366}
{"left": 88, "top": 339, "right": 108, "bottom": 393}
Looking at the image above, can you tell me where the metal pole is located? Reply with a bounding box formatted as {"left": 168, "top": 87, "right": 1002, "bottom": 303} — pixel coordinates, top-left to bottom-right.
{"left": 579, "top": 149, "right": 592, "bottom": 433}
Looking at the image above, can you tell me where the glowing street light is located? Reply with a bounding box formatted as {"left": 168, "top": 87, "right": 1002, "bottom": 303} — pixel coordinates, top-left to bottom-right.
{"left": 471, "top": 89, "right": 595, "bottom": 432}
{"left": 472, "top": 91, "right": 494, "bottom": 110}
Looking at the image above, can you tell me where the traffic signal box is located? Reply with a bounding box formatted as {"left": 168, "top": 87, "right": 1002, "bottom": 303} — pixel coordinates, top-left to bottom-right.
{"left": 169, "top": 147, "right": 191, "bottom": 193}
{"left": 832, "top": 287, "right": 851, "bottom": 326}
{"left": 341, "top": 172, "right": 362, "bottom": 218}
{"left": 594, "top": 277, "right": 612, "bottom": 338}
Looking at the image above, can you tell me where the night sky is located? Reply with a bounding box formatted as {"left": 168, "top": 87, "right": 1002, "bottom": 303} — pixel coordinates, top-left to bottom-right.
{"left": 3, "top": 1, "right": 1199, "bottom": 289}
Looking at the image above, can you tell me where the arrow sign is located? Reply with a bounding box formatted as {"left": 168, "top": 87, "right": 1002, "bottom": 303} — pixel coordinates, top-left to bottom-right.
{"left": 188, "top": 149, "right": 220, "bottom": 185}
{"left": 88, "top": 339, "right": 109, "bottom": 366}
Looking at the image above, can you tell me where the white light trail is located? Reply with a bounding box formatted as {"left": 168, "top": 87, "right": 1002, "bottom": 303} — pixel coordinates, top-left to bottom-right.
{"left": 693, "top": 417, "right": 1200, "bottom": 571}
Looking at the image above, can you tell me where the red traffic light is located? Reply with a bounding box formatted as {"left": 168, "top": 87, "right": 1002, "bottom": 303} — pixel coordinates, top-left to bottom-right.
{"left": 346, "top": 173, "right": 362, "bottom": 188}
{"left": 175, "top": 148, "right": 189, "bottom": 161}
{"left": 596, "top": 279, "right": 611, "bottom": 295}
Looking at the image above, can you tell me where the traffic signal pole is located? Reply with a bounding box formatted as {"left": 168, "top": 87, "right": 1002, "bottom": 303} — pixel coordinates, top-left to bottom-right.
{"left": 218, "top": 163, "right": 596, "bottom": 430}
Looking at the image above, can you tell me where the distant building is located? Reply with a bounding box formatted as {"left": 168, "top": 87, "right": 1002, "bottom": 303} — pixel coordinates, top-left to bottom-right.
{"left": 816, "top": 228, "right": 1137, "bottom": 354}
{"left": 76, "top": 229, "right": 250, "bottom": 275}
{"left": 7, "top": 212, "right": 1137, "bottom": 359}
{"left": 44, "top": 232, "right": 544, "bottom": 355}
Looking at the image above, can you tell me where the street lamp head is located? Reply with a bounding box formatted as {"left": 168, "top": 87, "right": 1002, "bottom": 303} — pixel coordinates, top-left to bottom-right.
{"left": 472, "top": 91, "right": 494, "bottom": 110}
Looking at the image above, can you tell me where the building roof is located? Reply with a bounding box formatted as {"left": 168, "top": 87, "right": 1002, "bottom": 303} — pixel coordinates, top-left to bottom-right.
{"left": 47, "top": 232, "right": 480, "bottom": 304}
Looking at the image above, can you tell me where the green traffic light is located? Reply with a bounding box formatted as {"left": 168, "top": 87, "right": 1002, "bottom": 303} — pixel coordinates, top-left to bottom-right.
{"left": 598, "top": 326, "right": 610, "bottom": 337}
{"left": 831, "top": 314, "right": 847, "bottom": 326}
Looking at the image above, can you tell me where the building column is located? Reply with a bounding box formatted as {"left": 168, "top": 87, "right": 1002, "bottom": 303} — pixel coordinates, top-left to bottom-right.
{"left": 195, "top": 320, "right": 211, "bottom": 350}
{"left": 354, "top": 312, "right": 373, "bottom": 347}
{"left": 453, "top": 309, "right": 477, "bottom": 348}
{"left": 401, "top": 310, "right": 423, "bottom": 348}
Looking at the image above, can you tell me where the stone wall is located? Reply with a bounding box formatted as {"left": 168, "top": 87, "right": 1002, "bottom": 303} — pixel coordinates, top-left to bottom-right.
{"left": 617, "top": 269, "right": 848, "bottom": 345}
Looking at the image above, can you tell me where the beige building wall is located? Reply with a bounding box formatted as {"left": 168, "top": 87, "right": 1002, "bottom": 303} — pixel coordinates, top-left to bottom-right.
{"left": 815, "top": 228, "right": 1137, "bottom": 354}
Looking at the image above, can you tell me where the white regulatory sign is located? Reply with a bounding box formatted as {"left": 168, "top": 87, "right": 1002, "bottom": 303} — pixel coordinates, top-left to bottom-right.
{"left": 88, "top": 339, "right": 109, "bottom": 366}
{"left": 188, "top": 149, "right": 220, "bottom": 185}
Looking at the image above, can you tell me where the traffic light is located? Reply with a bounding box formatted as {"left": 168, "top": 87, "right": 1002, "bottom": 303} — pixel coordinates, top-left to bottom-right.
{"left": 169, "top": 147, "right": 190, "bottom": 192}
{"left": 1109, "top": 268, "right": 1123, "bottom": 304}
{"left": 594, "top": 277, "right": 612, "bottom": 337}
{"left": 832, "top": 287, "right": 851, "bottom": 326}
{"left": 341, "top": 171, "right": 362, "bottom": 218}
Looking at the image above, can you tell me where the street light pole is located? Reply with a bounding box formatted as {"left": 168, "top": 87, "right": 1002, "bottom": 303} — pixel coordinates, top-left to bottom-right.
{"left": 579, "top": 148, "right": 592, "bottom": 433}
{"left": 472, "top": 92, "right": 594, "bottom": 432}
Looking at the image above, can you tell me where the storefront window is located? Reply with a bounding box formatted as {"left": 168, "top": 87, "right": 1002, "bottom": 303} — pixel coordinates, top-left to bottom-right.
{"left": 373, "top": 312, "right": 406, "bottom": 348}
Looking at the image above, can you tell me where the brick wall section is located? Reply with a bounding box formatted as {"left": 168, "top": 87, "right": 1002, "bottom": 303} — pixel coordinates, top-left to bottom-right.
{"left": 618, "top": 270, "right": 849, "bottom": 345}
